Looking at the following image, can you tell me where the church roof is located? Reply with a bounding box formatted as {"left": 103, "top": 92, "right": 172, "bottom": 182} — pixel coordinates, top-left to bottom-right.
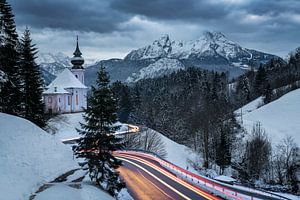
{"left": 43, "top": 86, "right": 70, "bottom": 94}
{"left": 47, "top": 68, "right": 87, "bottom": 89}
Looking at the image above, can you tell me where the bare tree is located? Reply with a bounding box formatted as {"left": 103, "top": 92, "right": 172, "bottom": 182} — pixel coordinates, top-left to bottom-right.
{"left": 274, "top": 135, "right": 299, "bottom": 192}
{"left": 123, "top": 129, "right": 167, "bottom": 158}
{"left": 245, "top": 123, "right": 272, "bottom": 181}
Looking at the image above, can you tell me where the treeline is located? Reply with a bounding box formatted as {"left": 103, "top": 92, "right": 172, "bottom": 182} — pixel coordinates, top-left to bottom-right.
{"left": 112, "top": 68, "right": 240, "bottom": 170}
{"left": 234, "top": 49, "right": 300, "bottom": 107}
{"left": 0, "top": 0, "right": 45, "bottom": 127}
{"left": 111, "top": 51, "right": 300, "bottom": 192}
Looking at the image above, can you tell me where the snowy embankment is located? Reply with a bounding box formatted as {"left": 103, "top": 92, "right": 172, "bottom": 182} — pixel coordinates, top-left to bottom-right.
{"left": 0, "top": 113, "right": 77, "bottom": 200}
{"left": 238, "top": 88, "right": 300, "bottom": 145}
{"left": 48, "top": 113, "right": 199, "bottom": 174}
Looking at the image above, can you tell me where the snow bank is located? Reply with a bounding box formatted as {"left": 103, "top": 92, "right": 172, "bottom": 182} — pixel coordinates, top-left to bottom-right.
{"left": 0, "top": 113, "right": 77, "bottom": 200}
{"left": 35, "top": 184, "right": 113, "bottom": 200}
{"left": 241, "top": 89, "right": 300, "bottom": 145}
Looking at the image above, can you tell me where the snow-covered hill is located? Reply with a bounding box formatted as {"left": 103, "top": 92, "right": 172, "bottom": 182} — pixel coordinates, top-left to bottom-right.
{"left": 126, "top": 58, "right": 184, "bottom": 82}
{"left": 0, "top": 113, "right": 77, "bottom": 200}
{"left": 239, "top": 89, "right": 300, "bottom": 145}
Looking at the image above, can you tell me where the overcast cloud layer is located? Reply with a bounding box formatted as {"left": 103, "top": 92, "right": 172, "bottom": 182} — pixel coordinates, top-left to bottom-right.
{"left": 11, "top": 0, "right": 300, "bottom": 60}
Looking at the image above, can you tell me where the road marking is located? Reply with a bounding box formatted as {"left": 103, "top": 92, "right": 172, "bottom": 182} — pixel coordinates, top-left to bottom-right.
{"left": 138, "top": 168, "right": 175, "bottom": 200}
{"left": 117, "top": 156, "right": 192, "bottom": 200}
{"left": 116, "top": 154, "right": 219, "bottom": 200}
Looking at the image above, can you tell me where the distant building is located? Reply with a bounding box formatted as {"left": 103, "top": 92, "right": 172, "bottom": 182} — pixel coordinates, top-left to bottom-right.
{"left": 43, "top": 37, "right": 87, "bottom": 114}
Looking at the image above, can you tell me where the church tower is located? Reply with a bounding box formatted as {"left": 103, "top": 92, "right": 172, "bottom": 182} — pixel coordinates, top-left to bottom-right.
{"left": 71, "top": 36, "right": 85, "bottom": 84}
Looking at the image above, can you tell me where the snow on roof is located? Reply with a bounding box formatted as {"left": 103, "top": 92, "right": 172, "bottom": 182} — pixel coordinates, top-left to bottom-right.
{"left": 43, "top": 86, "right": 70, "bottom": 94}
{"left": 47, "top": 68, "right": 87, "bottom": 89}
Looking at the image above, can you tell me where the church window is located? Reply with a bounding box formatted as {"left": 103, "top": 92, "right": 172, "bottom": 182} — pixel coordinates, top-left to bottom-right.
{"left": 68, "top": 96, "right": 71, "bottom": 105}
{"left": 59, "top": 98, "right": 61, "bottom": 103}
{"left": 76, "top": 95, "right": 79, "bottom": 105}
{"left": 75, "top": 75, "right": 78, "bottom": 79}
{"left": 48, "top": 97, "right": 52, "bottom": 103}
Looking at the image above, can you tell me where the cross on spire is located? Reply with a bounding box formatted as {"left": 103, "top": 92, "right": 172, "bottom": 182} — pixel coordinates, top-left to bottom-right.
{"left": 71, "top": 36, "right": 84, "bottom": 69}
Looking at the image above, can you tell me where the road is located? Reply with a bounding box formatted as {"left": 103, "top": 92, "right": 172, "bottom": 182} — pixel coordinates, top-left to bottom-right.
{"left": 115, "top": 154, "right": 220, "bottom": 200}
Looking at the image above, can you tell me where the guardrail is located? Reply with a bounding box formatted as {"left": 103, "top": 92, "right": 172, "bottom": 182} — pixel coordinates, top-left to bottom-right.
{"left": 115, "top": 150, "right": 289, "bottom": 200}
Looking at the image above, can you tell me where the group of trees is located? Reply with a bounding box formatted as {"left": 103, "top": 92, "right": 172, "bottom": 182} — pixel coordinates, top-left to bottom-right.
{"left": 0, "top": 0, "right": 45, "bottom": 127}
{"left": 234, "top": 123, "right": 299, "bottom": 192}
{"left": 234, "top": 51, "right": 300, "bottom": 108}
{"left": 111, "top": 59, "right": 300, "bottom": 192}
{"left": 112, "top": 68, "right": 240, "bottom": 171}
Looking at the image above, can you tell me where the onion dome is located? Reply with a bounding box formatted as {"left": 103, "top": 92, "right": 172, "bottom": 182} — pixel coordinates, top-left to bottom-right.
{"left": 71, "top": 36, "right": 84, "bottom": 69}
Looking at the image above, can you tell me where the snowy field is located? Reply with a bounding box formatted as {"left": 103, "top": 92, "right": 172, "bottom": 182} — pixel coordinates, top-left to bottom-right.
{"left": 239, "top": 88, "right": 300, "bottom": 145}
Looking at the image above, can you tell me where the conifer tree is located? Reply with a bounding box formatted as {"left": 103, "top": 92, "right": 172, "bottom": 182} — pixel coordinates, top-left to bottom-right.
{"left": 254, "top": 65, "right": 267, "bottom": 96}
{"left": 216, "top": 124, "right": 231, "bottom": 174}
{"left": 263, "top": 82, "right": 273, "bottom": 104}
{"left": 19, "top": 28, "right": 46, "bottom": 127}
{"left": 0, "top": 0, "right": 22, "bottom": 114}
{"left": 75, "top": 66, "right": 124, "bottom": 196}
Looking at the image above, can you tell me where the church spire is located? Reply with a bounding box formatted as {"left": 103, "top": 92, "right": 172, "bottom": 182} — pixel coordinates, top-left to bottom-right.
{"left": 71, "top": 36, "right": 84, "bottom": 69}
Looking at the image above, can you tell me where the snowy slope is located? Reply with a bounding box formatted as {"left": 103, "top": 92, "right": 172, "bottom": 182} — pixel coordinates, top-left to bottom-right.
{"left": 150, "top": 129, "right": 200, "bottom": 173}
{"left": 0, "top": 113, "right": 77, "bottom": 200}
{"left": 126, "top": 58, "right": 185, "bottom": 82}
{"left": 35, "top": 184, "right": 114, "bottom": 200}
{"left": 240, "top": 89, "right": 300, "bottom": 145}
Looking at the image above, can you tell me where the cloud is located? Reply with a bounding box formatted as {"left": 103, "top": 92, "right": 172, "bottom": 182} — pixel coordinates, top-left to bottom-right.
{"left": 111, "top": 0, "right": 229, "bottom": 21}
{"left": 11, "top": 0, "right": 129, "bottom": 33}
{"left": 10, "top": 0, "right": 300, "bottom": 59}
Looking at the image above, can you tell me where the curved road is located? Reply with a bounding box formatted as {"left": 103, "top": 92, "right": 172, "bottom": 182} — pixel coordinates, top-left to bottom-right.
{"left": 116, "top": 154, "right": 220, "bottom": 200}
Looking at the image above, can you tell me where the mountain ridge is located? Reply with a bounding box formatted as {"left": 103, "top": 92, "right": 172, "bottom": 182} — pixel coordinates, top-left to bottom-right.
{"left": 39, "top": 31, "right": 281, "bottom": 86}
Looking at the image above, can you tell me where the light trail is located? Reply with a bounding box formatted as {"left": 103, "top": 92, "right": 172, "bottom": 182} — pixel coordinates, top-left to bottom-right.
{"left": 117, "top": 156, "right": 192, "bottom": 200}
{"left": 116, "top": 154, "right": 220, "bottom": 200}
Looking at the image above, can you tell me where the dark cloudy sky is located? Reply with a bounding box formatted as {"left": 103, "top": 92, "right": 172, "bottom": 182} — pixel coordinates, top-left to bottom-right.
{"left": 11, "top": 0, "right": 300, "bottom": 61}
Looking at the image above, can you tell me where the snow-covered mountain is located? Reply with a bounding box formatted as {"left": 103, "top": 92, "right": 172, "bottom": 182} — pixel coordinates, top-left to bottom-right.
{"left": 126, "top": 58, "right": 184, "bottom": 82}
{"left": 125, "top": 32, "right": 275, "bottom": 66}
{"left": 85, "top": 31, "right": 279, "bottom": 85}
{"left": 37, "top": 52, "right": 71, "bottom": 85}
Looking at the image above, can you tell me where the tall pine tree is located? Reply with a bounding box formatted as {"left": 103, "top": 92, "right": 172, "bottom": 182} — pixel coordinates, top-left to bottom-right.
{"left": 0, "top": 0, "right": 22, "bottom": 114}
{"left": 75, "top": 66, "right": 124, "bottom": 196}
{"left": 19, "top": 28, "right": 46, "bottom": 127}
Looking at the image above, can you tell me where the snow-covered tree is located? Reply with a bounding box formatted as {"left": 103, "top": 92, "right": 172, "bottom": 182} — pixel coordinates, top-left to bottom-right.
{"left": 0, "top": 0, "right": 22, "bottom": 114}
{"left": 75, "top": 66, "right": 124, "bottom": 196}
{"left": 19, "top": 28, "right": 45, "bottom": 128}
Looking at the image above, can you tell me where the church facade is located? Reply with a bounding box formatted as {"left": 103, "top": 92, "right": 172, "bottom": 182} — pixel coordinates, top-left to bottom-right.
{"left": 43, "top": 38, "right": 88, "bottom": 114}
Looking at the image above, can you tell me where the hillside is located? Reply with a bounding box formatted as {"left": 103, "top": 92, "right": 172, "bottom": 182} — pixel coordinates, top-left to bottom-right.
{"left": 0, "top": 113, "right": 116, "bottom": 200}
{"left": 0, "top": 113, "right": 77, "bottom": 199}
{"left": 239, "top": 89, "right": 300, "bottom": 145}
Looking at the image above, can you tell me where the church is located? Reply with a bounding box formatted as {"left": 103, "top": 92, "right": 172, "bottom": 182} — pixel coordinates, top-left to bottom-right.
{"left": 43, "top": 38, "right": 88, "bottom": 114}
